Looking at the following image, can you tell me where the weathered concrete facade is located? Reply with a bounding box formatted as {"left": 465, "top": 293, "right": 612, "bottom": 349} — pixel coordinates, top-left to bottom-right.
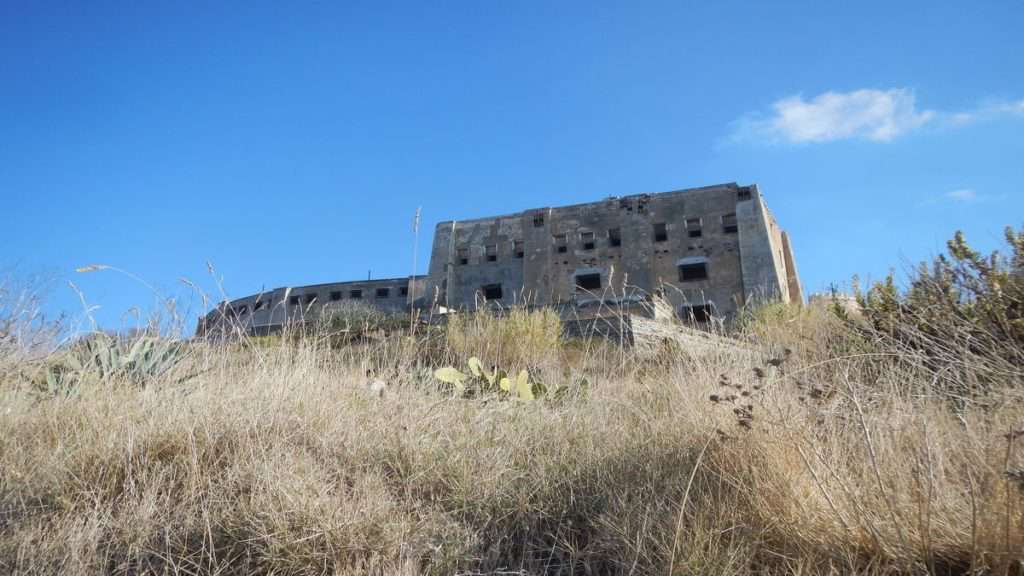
{"left": 198, "top": 182, "right": 800, "bottom": 335}
{"left": 198, "top": 276, "right": 427, "bottom": 336}
{"left": 424, "top": 182, "right": 801, "bottom": 320}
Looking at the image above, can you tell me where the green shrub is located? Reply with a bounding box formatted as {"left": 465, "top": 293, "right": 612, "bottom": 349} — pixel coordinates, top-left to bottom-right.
{"left": 857, "top": 225, "right": 1024, "bottom": 396}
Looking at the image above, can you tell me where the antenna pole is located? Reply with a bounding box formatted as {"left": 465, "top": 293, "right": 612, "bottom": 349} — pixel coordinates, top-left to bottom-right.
{"left": 410, "top": 206, "right": 422, "bottom": 329}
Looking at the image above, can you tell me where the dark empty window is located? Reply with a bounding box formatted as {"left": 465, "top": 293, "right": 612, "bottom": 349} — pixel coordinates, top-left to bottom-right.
{"left": 400, "top": 286, "right": 409, "bottom": 296}
{"left": 485, "top": 244, "right": 497, "bottom": 262}
{"left": 513, "top": 240, "right": 524, "bottom": 258}
{"left": 533, "top": 213, "right": 545, "bottom": 227}
{"left": 722, "top": 213, "right": 738, "bottom": 234}
{"left": 608, "top": 228, "right": 621, "bottom": 247}
{"left": 236, "top": 305, "right": 248, "bottom": 315}
{"left": 679, "top": 262, "right": 709, "bottom": 282}
{"left": 482, "top": 283, "right": 503, "bottom": 301}
{"left": 303, "top": 294, "right": 318, "bottom": 304}
{"left": 330, "top": 291, "right": 342, "bottom": 301}
{"left": 376, "top": 288, "right": 390, "bottom": 298}
{"left": 350, "top": 289, "right": 362, "bottom": 299}
{"left": 581, "top": 231, "right": 595, "bottom": 250}
{"left": 653, "top": 222, "right": 668, "bottom": 242}
{"left": 253, "top": 300, "right": 266, "bottom": 311}
{"left": 738, "top": 188, "right": 752, "bottom": 201}
{"left": 575, "top": 273, "right": 602, "bottom": 291}
{"left": 457, "top": 248, "right": 469, "bottom": 266}
{"left": 553, "top": 233, "right": 567, "bottom": 253}
{"left": 289, "top": 295, "right": 300, "bottom": 306}
{"left": 681, "top": 304, "right": 712, "bottom": 323}
{"left": 686, "top": 217, "right": 702, "bottom": 238}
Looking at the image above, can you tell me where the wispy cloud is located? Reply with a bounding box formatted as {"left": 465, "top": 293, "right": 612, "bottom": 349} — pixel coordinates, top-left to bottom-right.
{"left": 947, "top": 98, "right": 1024, "bottom": 126}
{"left": 731, "top": 90, "right": 1024, "bottom": 145}
{"left": 944, "top": 188, "right": 977, "bottom": 202}
{"left": 918, "top": 188, "right": 1005, "bottom": 208}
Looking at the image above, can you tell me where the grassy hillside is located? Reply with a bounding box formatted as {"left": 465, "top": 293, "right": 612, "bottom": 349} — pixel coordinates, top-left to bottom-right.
{"left": 0, "top": 301, "right": 1021, "bottom": 575}
{"left": 1, "top": 228, "right": 1022, "bottom": 575}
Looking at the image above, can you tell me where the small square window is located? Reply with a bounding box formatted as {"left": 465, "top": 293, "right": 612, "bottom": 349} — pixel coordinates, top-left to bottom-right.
{"left": 722, "top": 213, "right": 738, "bottom": 234}
{"left": 330, "top": 291, "right": 342, "bottom": 301}
{"left": 608, "top": 228, "right": 621, "bottom": 247}
{"left": 376, "top": 288, "right": 390, "bottom": 298}
{"left": 482, "top": 283, "right": 503, "bottom": 301}
{"left": 486, "top": 244, "right": 497, "bottom": 262}
{"left": 303, "top": 293, "right": 318, "bottom": 304}
{"left": 400, "top": 286, "right": 409, "bottom": 296}
{"left": 553, "top": 233, "right": 567, "bottom": 253}
{"left": 738, "top": 188, "right": 752, "bottom": 201}
{"left": 581, "top": 231, "right": 595, "bottom": 250}
{"left": 678, "top": 262, "right": 708, "bottom": 282}
{"left": 253, "top": 300, "right": 266, "bottom": 311}
{"left": 289, "top": 295, "right": 300, "bottom": 306}
{"left": 533, "top": 213, "right": 545, "bottom": 227}
{"left": 350, "top": 289, "right": 362, "bottom": 299}
{"left": 575, "top": 273, "right": 602, "bottom": 291}
{"left": 653, "top": 222, "right": 668, "bottom": 242}
{"left": 236, "top": 305, "right": 248, "bottom": 315}
{"left": 457, "top": 248, "right": 469, "bottom": 266}
{"left": 513, "top": 240, "right": 524, "bottom": 258}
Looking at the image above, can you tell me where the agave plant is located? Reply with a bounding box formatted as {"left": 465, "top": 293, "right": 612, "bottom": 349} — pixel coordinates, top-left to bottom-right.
{"left": 43, "top": 333, "right": 190, "bottom": 395}
{"left": 433, "top": 356, "right": 545, "bottom": 401}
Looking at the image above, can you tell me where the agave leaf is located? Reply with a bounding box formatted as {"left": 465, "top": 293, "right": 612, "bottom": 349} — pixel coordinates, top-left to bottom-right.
{"left": 467, "top": 357, "right": 484, "bottom": 378}
{"left": 45, "top": 369, "right": 59, "bottom": 394}
{"left": 127, "top": 337, "right": 148, "bottom": 364}
{"left": 434, "top": 367, "right": 467, "bottom": 385}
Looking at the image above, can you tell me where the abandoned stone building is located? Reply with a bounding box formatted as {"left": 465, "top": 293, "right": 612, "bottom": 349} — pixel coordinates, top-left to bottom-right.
{"left": 197, "top": 182, "right": 801, "bottom": 336}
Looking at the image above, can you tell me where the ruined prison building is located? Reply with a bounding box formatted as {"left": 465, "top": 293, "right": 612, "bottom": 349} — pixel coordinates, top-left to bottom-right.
{"left": 198, "top": 182, "right": 801, "bottom": 336}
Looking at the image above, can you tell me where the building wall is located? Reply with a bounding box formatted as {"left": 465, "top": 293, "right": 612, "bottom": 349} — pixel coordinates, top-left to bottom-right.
{"left": 200, "top": 276, "right": 426, "bottom": 336}
{"left": 200, "top": 181, "right": 801, "bottom": 335}
{"left": 425, "top": 182, "right": 796, "bottom": 319}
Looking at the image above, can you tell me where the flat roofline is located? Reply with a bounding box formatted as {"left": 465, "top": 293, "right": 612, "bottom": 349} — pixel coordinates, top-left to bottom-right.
{"left": 434, "top": 182, "right": 745, "bottom": 227}
{"left": 218, "top": 275, "right": 428, "bottom": 306}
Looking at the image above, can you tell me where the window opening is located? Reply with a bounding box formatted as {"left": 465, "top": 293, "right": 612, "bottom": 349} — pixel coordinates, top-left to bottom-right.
{"left": 653, "top": 222, "right": 668, "bottom": 242}
{"left": 678, "top": 262, "right": 709, "bottom": 282}
{"left": 608, "top": 228, "right": 621, "bottom": 247}
{"left": 575, "top": 273, "right": 602, "bottom": 291}
{"left": 681, "top": 304, "right": 712, "bottom": 323}
{"left": 482, "top": 283, "right": 503, "bottom": 301}
{"left": 722, "top": 213, "right": 738, "bottom": 234}
{"left": 581, "top": 231, "right": 595, "bottom": 250}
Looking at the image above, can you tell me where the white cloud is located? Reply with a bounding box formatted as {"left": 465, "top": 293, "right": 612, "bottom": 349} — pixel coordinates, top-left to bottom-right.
{"left": 737, "top": 89, "right": 934, "bottom": 144}
{"left": 994, "top": 99, "right": 1024, "bottom": 115}
{"left": 731, "top": 90, "right": 1024, "bottom": 145}
{"left": 944, "top": 188, "right": 977, "bottom": 202}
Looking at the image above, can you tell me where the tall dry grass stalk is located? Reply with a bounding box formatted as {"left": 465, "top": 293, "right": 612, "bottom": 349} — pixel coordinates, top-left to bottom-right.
{"left": 1, "top": 293, "right": 1022, "bottom": 575}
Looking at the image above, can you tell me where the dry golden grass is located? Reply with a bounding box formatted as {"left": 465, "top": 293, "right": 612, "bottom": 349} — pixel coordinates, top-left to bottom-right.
{"left": 1, "top": 301, "right": 1022, "bottom": 575}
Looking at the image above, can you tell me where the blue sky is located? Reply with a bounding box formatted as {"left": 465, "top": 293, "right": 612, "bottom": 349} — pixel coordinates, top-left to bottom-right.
{"left": 2, "top": 1, "right": 1022, "bottom": 331}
